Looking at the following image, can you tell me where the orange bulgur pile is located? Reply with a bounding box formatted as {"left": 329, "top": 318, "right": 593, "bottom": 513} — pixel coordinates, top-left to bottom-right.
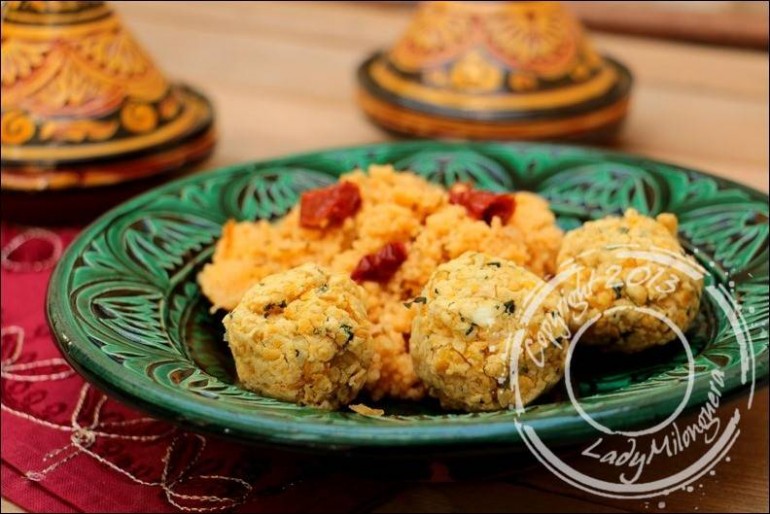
{"left": 198, "top": 165, "right": 563, "bottom": 400}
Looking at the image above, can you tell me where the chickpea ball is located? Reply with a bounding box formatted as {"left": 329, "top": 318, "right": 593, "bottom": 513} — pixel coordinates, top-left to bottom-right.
{"left": 409, "top": 252, "right": 569, "bottom": 412}
{"left": 556, "top": 209, "right": 704, "bottom": 352}
{"left": 224, "top": 263, "right": 372, "bottom": 409}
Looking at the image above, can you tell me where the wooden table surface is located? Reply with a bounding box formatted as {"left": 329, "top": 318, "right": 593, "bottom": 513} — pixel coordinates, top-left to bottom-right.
{"left": 2, "top": 2, "right": 768, "bottom": 512}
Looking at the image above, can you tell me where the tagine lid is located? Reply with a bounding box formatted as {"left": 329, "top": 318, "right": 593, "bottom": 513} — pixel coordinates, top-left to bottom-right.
{"left": 357, "top": 1, "right": 633, "bottom": 141}
{"left": 0, "top": 1, "right": 215, "bottom": 192}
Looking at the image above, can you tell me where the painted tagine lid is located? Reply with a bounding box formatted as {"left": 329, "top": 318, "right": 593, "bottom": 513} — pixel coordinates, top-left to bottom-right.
{"left": 357, "top": 1, "right": 633, "bottom": 141}
{"left": 0, "top": 1, "right": 215, "bottom": 205}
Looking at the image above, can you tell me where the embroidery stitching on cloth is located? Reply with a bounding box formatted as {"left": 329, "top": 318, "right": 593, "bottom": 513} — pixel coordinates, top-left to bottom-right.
{"left": 1, "top": 229, "right": 63, "bottom": 273}
{"left": 1, "top": 325, "right": 253, "bottom": 512}
{"left": 1, "top": 223, "right": 397, "bottom": 514}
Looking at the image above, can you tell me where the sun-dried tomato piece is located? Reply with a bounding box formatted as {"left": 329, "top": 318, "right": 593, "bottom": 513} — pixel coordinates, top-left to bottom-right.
{"left": 351, "top": 242, "right": 408, "bottom": 284}
{"left": 449, "top": 183, "right": 515, "bottom": 225}
{"left": 300, "top": 181, "right": 362, "bottom": 229}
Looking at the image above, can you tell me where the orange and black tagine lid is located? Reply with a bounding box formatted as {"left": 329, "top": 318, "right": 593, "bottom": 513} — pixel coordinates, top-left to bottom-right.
{"left": 357, "top": 1, "right": 632, "bottom": 142}
{"left": 1, "top": 1, "right": 216, "bottom": 223}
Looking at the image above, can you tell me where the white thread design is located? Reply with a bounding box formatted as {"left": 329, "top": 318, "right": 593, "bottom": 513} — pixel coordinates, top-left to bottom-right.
{"left": 1, "top": 324, "right": 253, "bottom": 512}
{"left": 1, "top": 229, "right": 63, "bottom": 273}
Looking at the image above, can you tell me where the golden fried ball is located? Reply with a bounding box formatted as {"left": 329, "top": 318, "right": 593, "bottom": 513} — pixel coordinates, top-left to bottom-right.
{"left": 224, "top": 263, "right": 372, "bottom": 409}
{"left": 556, "top": 209, "right": 704, "bottom": 353}
{"left": 409, "top": 252, "right": 569, "bottom": 412}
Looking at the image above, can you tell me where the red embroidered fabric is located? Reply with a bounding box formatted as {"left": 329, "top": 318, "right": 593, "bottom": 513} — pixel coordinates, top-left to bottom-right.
{"left": 0, "top": 224, "right": 396, "bottom": 513}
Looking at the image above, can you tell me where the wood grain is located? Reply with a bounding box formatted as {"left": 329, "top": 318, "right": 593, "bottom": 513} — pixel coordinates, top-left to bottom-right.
{"left": 111, "top": 1, "right": 768, "bottom": 192}
{"left": 0, "top": 498, "right": 25, "bottom": 513}
{"left": 565, "top": 1, "right": 769, "bottom": 50}
{"left": 2, "top": 2, "right": 767, "bottom": 513}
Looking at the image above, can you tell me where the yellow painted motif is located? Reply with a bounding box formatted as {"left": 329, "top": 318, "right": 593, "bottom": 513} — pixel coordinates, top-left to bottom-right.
{"left": 449, "top": 51, "right": 503, "bottom": 92}
{"left": 358, "top": 1, "right": 632, "bottom": 142}
{"left": 159, "top": 93, "right": 181, "bottom": 120}
{"left": 121, "top": 102, "right": 158, "bottom": 133}
{"left": 39, "top": 119, "right": 119, "bottom": 143}
{"left": 509, "top": 73, "right": 538, "bottom": 92}
{"left": 389, "top": 1, "right": 589, "bottom": 80}
{"left": 0, "top": 39, "right": 53, "bottom": 86}
{"left": 483, "top": 3, "right": 580, "bottom": 78}
{"left": 1, "top": 1, "right": 211, "bottom": 164}
{"left": 1, "top": 91, "right": 209, "bottom": 161}
{"left": 1, "top": 110, "right": 35, "bottom": 145}
{"left": 370, "top": 59, "right": 617, "bottom": 111}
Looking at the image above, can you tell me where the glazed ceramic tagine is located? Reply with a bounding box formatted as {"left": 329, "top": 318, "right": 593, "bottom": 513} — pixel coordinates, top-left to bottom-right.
{"left": 1, "top": 1, "right": 216, "bottom": 223}
{"left": 357, "top": 1, "right": 632, "bottom": 141}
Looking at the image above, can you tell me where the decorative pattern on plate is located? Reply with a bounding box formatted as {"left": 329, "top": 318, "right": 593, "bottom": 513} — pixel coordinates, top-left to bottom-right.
{"left": 47, "top": 142, "right": 769, "bottom": 449}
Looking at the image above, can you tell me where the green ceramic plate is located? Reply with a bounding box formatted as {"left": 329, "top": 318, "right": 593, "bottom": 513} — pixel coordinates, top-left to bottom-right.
{"left": 47, "top": 142, "right": 769, "bottom": 452}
